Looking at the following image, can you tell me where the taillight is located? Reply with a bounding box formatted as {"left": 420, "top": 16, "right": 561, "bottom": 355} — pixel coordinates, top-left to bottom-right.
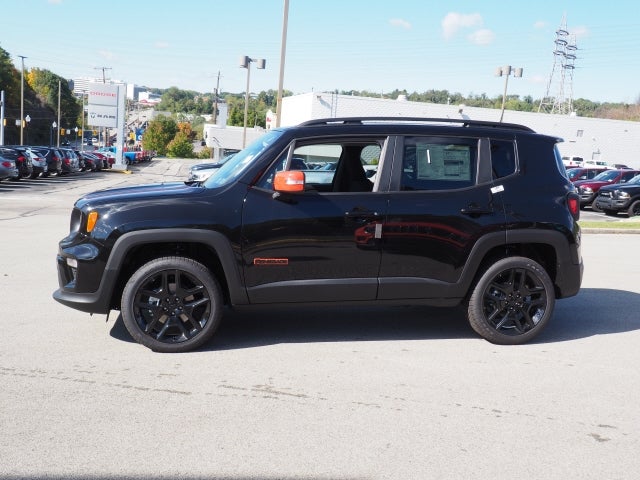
{"left": 1, "top": 161, "right": 11, "bottom": 168}
{"left": 567, "top": 192, "right": 580, "bottom": 220}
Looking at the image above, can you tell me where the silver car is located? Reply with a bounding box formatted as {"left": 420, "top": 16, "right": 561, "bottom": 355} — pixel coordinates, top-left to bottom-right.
{"left": 9, "top": 146, "right": 48, "bottom": 179}
{"left": 0, "top": 156, "right": 19, "bottom": 182}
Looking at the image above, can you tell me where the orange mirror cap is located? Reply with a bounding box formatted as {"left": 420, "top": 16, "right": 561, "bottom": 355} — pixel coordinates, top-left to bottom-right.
{"left": 274, "top": 170, "right": 305, "bottom": 192}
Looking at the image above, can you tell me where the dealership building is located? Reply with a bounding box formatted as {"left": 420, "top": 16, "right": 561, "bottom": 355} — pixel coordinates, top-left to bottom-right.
{"left": 273, "top": 92, "right": 640, "bottom": 169}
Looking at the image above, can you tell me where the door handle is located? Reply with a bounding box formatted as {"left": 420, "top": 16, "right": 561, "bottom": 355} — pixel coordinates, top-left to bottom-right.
{"left": 460, "top": 204, "right": 494, "bottom": 216}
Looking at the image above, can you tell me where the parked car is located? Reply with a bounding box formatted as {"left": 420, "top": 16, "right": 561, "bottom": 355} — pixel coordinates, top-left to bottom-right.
{"left": 0, "top": 156, "right": 19, "bottom": 182}
{"left": 91, "top": 151, "right": 111, "bottom": 169}
{"left": 30, "top": 147, "right": 62, "bottom": 176}
{"left": 562, "top": 156, "right": 583, "bottom": 169}
{"left": 77, "top": 151, "right": 103, "bottom": 171}
{"left": 594, "top": 173, "right": 640, "bottom": 217}
{"left": 8, "top": 146, "right": 48, "bottom": 178}
{"left": 58, "top": 147, "right": 82, "bottom": 174}
{"left": 187, "top": 154, "right": 236, "bottom": 182}
{"left": 565, "top": 166, "right": 608, "bottom": 182}
{"left": 573, "top": 168, "right": 640, "bottom": 210}
{"left": 54, "top": 117, "right": 583, "bottom": 352}
{"left": 0, "top": 147, "right": 33, "bottom": 180}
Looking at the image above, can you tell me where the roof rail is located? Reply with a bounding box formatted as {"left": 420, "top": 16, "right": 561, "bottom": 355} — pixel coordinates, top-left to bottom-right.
{"left": 297, "top": 117, "right": 534, "bottom": 132}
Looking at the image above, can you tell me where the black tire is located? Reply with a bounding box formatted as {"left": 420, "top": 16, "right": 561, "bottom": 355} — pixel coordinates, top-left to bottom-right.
{"left": 603, "top": 209, "right": 618, "bottom": 217}
{"left": 627, "top": 200, "right": 640, "bottom": 217}
{"left": 29, "top": 171, "right": 39, "bottom": 179}
{"left": 121, "top": 257, "right": 223, "bottom": 352}
{"left": 468, "top": 256, "right": 555, "bottom": 345}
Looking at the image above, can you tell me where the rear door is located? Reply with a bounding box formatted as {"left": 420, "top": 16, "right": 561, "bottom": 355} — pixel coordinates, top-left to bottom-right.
{"left": 377, "top": 135, "right": 512, "bottom": 301}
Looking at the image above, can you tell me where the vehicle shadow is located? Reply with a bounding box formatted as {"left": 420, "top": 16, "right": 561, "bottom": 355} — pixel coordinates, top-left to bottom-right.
{"left": 109, "top": 288, "right": 640, "bottom": 351}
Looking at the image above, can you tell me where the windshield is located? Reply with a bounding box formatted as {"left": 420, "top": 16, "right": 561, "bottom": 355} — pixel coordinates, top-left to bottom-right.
{"left": 566, "top": 168, "right": 581, "bottom": 180}
{"left": 593, "top": 170, "right": 619, "bottom": 181}
{"left": 627, "top": 174, "right": 640, "bottom": 184}
{"left": 203, "top": 130, "right": 283, "bottom": 188}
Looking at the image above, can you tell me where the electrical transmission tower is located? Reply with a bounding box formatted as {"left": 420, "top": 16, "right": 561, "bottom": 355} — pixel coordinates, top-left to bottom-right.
{"left": 538, "top": 17, "right": 578, "bottom": 114}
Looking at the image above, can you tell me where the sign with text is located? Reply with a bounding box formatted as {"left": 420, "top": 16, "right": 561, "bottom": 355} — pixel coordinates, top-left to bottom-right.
{"left": 88, "top": 83, "right": 118, "bottom": 107}
{"left": 87, "top": 82, "right": 119, "bottom": 127}
{"left": 88, "top": 104, "right": 118, "bottom": 128}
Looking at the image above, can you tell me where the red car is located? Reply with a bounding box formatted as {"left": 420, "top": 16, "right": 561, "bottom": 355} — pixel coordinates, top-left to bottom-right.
{"left": 574, "top": 169, "right": 640, "bottom": 210}
{"left": 565, "top": 166, "right": 608, "bottom": 182}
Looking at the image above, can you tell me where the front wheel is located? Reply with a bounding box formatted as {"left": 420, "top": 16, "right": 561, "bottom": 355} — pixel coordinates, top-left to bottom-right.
{"left": 468, "top": 257, "right": 555, "bottom": 345}
{"left": 121, "top": 257, "right": 223, "bottom": 352}
{"left": 627, "top": 200, "right": 640, "bottom": 217}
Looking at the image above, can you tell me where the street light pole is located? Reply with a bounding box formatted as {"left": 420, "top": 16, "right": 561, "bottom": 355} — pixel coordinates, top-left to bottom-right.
{"left": 496, "top": 65, "right": 523, "bottom": 122}
{"left": 18, "top": 55, "right": 26, "bottom": 145}
{"left": 25, "top": 114, "right": 30, "bottom": 144}
{"left": 50, "top": 121, "right": 57, "bottom": 146}
{"left": 240, "top": 55, "right": 266, "bottom": 148}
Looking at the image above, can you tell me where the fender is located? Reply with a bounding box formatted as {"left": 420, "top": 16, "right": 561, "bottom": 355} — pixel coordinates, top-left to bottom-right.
{"left": 54, "top": 229, "right": 248, "bottom": 314}
{"left": 105, "top": 228, "right": 249, "bottom": 304}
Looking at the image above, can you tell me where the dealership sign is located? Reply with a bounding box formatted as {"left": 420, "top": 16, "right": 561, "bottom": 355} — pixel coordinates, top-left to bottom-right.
{"left": 87, "top": 83, "right": 119, "bottom": 127}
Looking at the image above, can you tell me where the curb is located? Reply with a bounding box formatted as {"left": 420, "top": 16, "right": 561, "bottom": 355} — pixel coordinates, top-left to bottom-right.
{"left": 582, "top": 228, "right": 640, "bottom": 234}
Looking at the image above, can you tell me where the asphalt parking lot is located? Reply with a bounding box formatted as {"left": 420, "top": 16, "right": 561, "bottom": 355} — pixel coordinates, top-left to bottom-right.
{"left": 1, "top": 158, "right": 639, "bottom": 479}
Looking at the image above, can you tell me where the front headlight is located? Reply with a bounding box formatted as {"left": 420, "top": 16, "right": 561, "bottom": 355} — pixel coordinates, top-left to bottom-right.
{"left": 618, "top": 191, "right": 630, "bottom": 199}
{"left": 582, "top": 187, "right": 593, "bottom": 194}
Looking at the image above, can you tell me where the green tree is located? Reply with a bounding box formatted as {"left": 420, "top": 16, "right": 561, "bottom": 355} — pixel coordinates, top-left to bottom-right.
{"left": 0, "top": 46, "right": 19, "bottom": 100}
{"left": 166, "top": 131, "right": 194, "bottom": 158}
{"left": 142, "top": 115, "right": 178, "bottom": 156}
{"left": 26, "top": 68, "right": 80, "bottom": 128}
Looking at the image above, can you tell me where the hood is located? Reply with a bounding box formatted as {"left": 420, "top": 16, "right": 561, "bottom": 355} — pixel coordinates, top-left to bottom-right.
{"left": 574, "top": 179, "right": 611, "bottom": 188}
{"left": 75, "top": 182, "right": 202, "bottom": 209}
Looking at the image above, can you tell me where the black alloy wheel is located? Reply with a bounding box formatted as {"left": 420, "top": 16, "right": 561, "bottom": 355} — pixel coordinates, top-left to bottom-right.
{"left": 468, "top": 257, "right": 555, "bottom": 345}
{"left": 121, "top": 257, "right": 223, "bottom": 352}
{"left": 628, "top": 200, "right": 640, "bottom": 217}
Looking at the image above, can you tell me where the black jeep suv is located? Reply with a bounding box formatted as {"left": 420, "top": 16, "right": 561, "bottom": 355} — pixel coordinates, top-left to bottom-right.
{"left": 53, "top": 117, "right": 583, "bottom": 352}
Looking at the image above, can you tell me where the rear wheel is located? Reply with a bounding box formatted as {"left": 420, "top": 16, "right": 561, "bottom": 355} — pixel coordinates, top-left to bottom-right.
{"left": 468, "top": 257, "right": 555, "bottom": 345}
{"left": 627, "top": 200, "right": 640, "bottom": 217}
{"left": 121, "top": 257, "right": 223, "bottom": 352}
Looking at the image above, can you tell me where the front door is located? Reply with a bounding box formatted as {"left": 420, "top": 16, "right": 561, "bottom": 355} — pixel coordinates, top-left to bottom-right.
{"left": 241, "top": 139, "right": 388, "bottom": 304}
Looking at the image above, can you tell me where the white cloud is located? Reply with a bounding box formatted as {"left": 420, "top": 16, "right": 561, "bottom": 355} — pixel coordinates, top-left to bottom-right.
{"left": 389, "top": 18, "right": 412, "bottom": 30}
{"left": 442, "top": 12, "right": 483, "bottom": 39}
{"left": 570, "top": 26, "right": 589, "bottom": 40}
{"left": 533, "top": 21, "right": 546, "bottom": 29}
{"left": 468, "top": 29, "right": 495, "bottom": 45}
{"left": 98, "top": 50, "right": 117, "bottom": 61}
{"left": 154, "top": 41, "right": 170, "bottom": 49}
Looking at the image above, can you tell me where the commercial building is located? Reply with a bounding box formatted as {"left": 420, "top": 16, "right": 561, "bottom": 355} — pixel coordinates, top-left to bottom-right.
{"left": 279, "top": 92, "right": 640, "bottom": 169}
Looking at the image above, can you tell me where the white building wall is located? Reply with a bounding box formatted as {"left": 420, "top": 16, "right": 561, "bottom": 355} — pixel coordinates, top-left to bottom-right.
{"left": 281, "top": 93, "right": 640, "bottom": 169}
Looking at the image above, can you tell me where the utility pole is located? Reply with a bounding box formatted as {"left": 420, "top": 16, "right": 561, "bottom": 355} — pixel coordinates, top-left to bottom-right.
{"left": 275, "top": 0, "right": 289, "bottom": 128}
{"left": 213, "top": 70, "right": 220, "bottom": 125}
{"left": 94, "top": 66, "right": 111, "bottom": 83}
{"left": 57, "top": 80, "right": 61, "bottom": 147}
{"left": 18, "top": 55, "right": 26, "bottom": 145}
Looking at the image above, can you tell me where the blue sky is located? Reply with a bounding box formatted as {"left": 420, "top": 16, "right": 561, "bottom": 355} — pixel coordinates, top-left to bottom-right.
{"left": 2, "top": 0, "right": 640, "bottom": 103}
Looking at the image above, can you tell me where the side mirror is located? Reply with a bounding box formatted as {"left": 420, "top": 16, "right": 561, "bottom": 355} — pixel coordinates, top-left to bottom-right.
{"left": 274, "top": 170, "right": 305, "bottom": 193}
